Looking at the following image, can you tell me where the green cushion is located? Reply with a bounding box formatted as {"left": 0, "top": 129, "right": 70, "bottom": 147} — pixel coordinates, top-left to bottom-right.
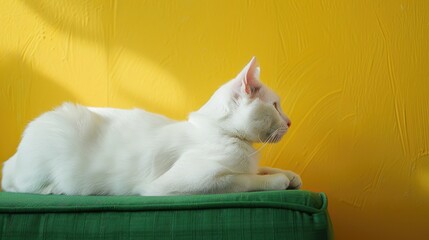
{"left": 0, "top": 190, "right": 332, "bottom": 239}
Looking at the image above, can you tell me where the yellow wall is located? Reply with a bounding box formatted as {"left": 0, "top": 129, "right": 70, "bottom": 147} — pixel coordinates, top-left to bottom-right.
{"left": 1, "top": 0, "right": 428, "bottom": 239}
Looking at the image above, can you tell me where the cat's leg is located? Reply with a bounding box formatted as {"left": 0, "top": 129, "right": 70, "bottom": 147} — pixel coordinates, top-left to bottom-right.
{"left": 143, "top": 162, "right": 293, "bottom": 195}
{"left": 144, "top": 170, "right": 294, "bottom": 195}
{"left": 143, "top": 151, "right": 301, "bottom": 195}
{"left": 258, "top": 167, "right": 302, "bottom": 189}
{"left": 227, "top": 173, "right": 292, "bottom": 192}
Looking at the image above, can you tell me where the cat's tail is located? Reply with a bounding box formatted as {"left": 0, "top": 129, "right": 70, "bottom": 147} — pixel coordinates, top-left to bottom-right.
{"left": 1, "top": 153, "right": 17, "bottom": 192}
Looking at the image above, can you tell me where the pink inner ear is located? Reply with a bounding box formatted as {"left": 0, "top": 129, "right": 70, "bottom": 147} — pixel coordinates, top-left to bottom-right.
{"left": 243, "top": 58, "right": 261, "bottom": 95}
{"left": 235, "top": 57, "right": 262, "bottom": 96}
{"left": 243, "top": 81, "right": 252, "bottom": 95}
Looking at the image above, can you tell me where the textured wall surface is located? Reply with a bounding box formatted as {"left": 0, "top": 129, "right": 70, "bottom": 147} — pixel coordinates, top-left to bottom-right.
{"left": 1, "top": 0, "right": 428, "bottom": 239}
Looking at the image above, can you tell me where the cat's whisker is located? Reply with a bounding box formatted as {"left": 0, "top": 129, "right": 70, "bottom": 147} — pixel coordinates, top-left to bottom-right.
{"left": 266, "top": 141, "right": 276, "bottom": 161}
{"left": 248, "top": 128, "right": 281, "bottom": 157}
{"left": 248, "top": 135, "right": 272, "bottom": 156}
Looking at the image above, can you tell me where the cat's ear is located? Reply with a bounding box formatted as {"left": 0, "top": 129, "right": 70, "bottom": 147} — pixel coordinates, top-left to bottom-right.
{"left": 237, "top": 57, "right": 261, "bottom": 96}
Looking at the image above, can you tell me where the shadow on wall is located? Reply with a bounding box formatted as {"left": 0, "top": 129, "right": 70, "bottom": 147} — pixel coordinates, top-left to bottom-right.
{"left": 21, "top": 0, "right": 258, "bottom": 109}
{"left": 22, "top": 0, "right": 106, "bottom": 42}
{"left": 0, "top": 55, "right": 75, "bottom": 162}
{"left": 22, "top": 0, "right": 208, "bottom": 118}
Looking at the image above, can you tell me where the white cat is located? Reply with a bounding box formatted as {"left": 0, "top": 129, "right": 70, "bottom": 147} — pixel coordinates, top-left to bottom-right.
{"left": 2, "top": 57, "right": 302, "bottom": 196}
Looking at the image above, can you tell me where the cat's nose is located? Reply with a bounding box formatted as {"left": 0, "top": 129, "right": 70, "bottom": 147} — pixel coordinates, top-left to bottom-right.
{"left": 287, "top": 119, "right": 291, "bottom": 128}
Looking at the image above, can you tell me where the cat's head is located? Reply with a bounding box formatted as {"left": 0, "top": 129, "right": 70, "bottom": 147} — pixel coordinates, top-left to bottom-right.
{"left": 192, "top": 57, "right": 291, "bottom": 143}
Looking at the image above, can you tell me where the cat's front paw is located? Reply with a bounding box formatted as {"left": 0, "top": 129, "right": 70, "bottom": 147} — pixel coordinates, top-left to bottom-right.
{"left": 269, "top": 173, "right": 290, "bottom": 190}
{"left": 283, "top": 171, "right": 302, "bottom": 189}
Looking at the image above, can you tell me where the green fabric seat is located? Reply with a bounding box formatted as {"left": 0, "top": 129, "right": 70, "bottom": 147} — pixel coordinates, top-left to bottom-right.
{"left": 0, "top": 190, "right": 332, "bottom": 239}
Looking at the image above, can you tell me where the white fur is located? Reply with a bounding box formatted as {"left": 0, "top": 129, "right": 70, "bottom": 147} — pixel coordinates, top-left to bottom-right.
{"left": 2, "top": 57, "right": 301, "bottom": 196}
